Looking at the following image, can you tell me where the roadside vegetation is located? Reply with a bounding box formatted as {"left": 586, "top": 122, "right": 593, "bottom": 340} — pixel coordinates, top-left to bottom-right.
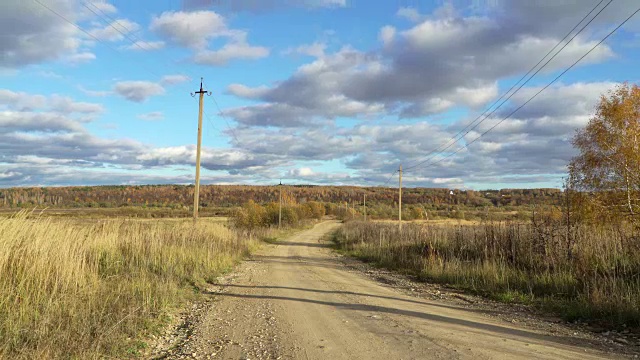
{"left": 0, "top": 213, "right": 257, "bottom": 359}
{"left": 335, "top": 217, "right": 640, "bottom": 327}
{"left": 232, "top": 197, "right": 326, "bottom": 230}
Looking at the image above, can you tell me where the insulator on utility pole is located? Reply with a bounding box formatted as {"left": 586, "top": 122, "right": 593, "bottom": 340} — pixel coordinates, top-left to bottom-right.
{"left": 190, "top": 77, "right": 211, "bottom": 221}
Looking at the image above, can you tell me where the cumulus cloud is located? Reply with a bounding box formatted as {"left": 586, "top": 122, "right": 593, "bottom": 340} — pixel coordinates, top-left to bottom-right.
{"left": 218, "top": 80, "right": 619, "bottom": 188}
{"left": 283, "top": 42, "right": 326, "bottom": 58}
{"left": 48, "top": 95, "right": 104, "bottom": 114}
{"left": 0, "top": 0, "right": 80, "bottom": 68}
{"left": 193, "top": 41, "right": 269, "bottom": 65}
{"left": 150, "top": 10, "right": 269, "bottom": 66}
{"left": 0, "top": 90, "right": 47, "bottom": 111}
{"left": 113, "top": 81, "right": 165, "bottom": 102}
{"left": 0, "top": 90, "right": 103, "bottom": 115}
{"left": 288, "top": 167, "right": 315, "bottom": 177}
{"left": 378, "top": 26, "right": 396, "bottom": 45}
{"left": 0, "top": 106, "right": 286, "bottom": 187}
{"left": 182, "top": 0, "right": 346, "bottom": 12}
{"left": 88, "top": 19, "right": 140, "bottom": 42}
{"left": 226, "top": 84, "right": 270, "bottom": 99}
{"left": 225, "top": 1, "right": 622, "bottom": 128}
{"left": 66, "top": 52, "right": 97, "bottom": 65}
{"left": 150, "top": 10, "right": 228, "bottom": 50}
{"left": 0, "top": 111, "right": 84, "bottom": 133}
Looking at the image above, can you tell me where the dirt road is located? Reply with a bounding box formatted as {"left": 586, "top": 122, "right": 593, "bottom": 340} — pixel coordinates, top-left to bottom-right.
{"left": 153, "top": 221, "right": 631, "bottom": 360}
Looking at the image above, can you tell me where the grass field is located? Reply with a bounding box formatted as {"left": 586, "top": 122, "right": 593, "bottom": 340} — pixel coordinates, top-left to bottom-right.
{"left": 0, "top": 212, "right": 256, "bottom": 359}
{"left": 334, "top": 220, "right": 640, "bottom": 328}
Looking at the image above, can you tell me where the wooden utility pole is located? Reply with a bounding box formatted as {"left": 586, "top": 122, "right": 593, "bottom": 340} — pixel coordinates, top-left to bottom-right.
{"left": 278, "top": 180, "right": 282, "bottom": 229}
{"left": 398, "top": 164, "right": 402, "bottom": 231}
{"left": 191, "top": 78, "right": 211, "bottom": 220}
{"left": 363, "top": 194, "right": 367, "bottom": 222}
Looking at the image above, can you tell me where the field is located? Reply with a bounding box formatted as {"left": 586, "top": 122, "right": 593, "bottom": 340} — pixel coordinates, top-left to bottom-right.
{"left": 334, "top": 220, "right": 640, "bottom": 327}
{"left": 0, "top": 212, "right": 257, "bottom": 359}
{"left": 1, "top": 183, "right": 638, "bottom": 358}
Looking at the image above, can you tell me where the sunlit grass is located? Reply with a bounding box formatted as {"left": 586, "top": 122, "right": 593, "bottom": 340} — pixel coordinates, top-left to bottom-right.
{"left": 0, "top": 212, "right": 256, "bottom": 359}
{"left": 335, "top": 221, "right": 640, "bottom": 327}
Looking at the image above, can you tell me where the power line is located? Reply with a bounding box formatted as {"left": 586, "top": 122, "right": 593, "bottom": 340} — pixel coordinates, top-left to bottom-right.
{"left": 32, "top": 0, "right": 164, "bottom": 81}
{"left": 41, "top": 0, "right": 236, "bottom": 151}
{"left": 211, "top": 95, "right": 242, "bottom": 145}
{"left": 201, "top": 81, "right": 242, "bottom": 145}
{"left": 406, "top": 5, "right": 640, "bottom": 173}
{"left": 85, "top": 2, "right": 241, "bottom": 145}
{"left": 403, "top": 0, "right": 612, "bottom": 172}
{"left": 381, "top": 170, "right": 398, "bottom": 187}
{"left": 80, "top": 2, "right": 194, "bottom": 89}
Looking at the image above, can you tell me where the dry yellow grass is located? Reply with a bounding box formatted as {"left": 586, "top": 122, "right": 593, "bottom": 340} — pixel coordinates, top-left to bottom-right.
{"left": 336, "top": 220, "right": 640, "bottom": 327}
{"left": 0, "top": 212, "right": 256, "bottom": 359}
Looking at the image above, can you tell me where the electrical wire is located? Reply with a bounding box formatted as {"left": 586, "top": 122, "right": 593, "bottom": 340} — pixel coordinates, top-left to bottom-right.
{"left": 406, "top": 5, "right": 640, "bottom": 173}
{"left": 403, "top": 0, "right": 613, "bottom": 172}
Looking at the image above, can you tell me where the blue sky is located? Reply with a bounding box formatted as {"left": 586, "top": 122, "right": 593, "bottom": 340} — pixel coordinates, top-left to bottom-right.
{"left": 1, "top": 0, "right": 639, "bottom": 189}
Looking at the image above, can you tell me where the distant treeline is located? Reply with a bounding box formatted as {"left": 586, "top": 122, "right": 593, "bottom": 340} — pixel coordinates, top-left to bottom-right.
{"left": 0, "top": 184, "right": 563, "bottom": 210}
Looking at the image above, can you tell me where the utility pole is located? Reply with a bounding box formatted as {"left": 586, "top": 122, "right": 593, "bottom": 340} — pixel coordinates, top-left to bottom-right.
{"left": 278, "top": 179, "right": 282, "bottom": 229}
{"left": 363, "top": 194, "right": 367, "bottom": 222}
{"left": 191, "top": 78, "right": 211, "bottom": 221}
{"left": 398, "top": 164, "right": 402, "bottom": 231}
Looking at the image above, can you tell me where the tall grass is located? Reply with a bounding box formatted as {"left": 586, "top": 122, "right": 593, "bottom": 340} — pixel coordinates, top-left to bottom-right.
{"left": 0, "top": 213, "right": 256, "bottom": 359}
{"left": 335, "top": 221, "right": 640, "bottom": 327}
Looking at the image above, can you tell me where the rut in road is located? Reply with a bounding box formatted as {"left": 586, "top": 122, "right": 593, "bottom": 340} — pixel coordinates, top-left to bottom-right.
{"left": 154, "top": 221, "right": 628, "bottom": 360}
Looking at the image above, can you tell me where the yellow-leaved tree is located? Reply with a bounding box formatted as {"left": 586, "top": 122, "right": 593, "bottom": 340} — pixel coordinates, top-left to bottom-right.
{"left": 569, "top": 82, "right": 640, "bottom": 222}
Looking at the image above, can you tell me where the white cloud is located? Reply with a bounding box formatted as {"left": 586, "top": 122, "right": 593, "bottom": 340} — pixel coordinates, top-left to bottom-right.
{"left": 66, "top": 52, "right": 97, "bottom": 65}
{"left": 378, "top": 26, "right": 396, "bottom": 45}
{"left": 227, "top": 84, "right": 270, "bottom": 99}
{"left": 283, "top": 42, "right": 326, "bottom": 58}
{"left": 124, "top": 40, "right": 165, "bottom": 51}
{"left": 48, "top": 95, "right": 104, "bottom": 114}
{"left": 137, "top": 111, "right": 164, "bottom": 121}
{"left": 0, "top": 111, "right": 84, "bottom": 133}
{"left": 78, "top": 86, "right": 111, "bottom": 97}
{"left": 91, "top": 1, "right": 117, "bottom": 14}
{"left": 150, "top": 10, "right": 269, "bottom": 66}
{"left": 0, "top": 90, "right": 103, "bottom": 115}
{"left": 150, "top": 10, "right": 227, "bottom": 50}
{"left": 397, "top": 7, "right": 423, "bottom": 22}
{"left": 38, "top": 71, "right": 63, "bottom": 79}
{"left": 288, "top": 167, "right": 315, "bottom": 177}
{"left": 194, "top": 41, "right": 269, "bottom": 65}
{"left": 0, "top": 90, "right": 47, "bottom": 111}
{"left": 0, "top": 0, "right": 81, "bottom": 68}
{"left": 160, "top": 74, "right": 191, "bottom": 85}
{"left": 113, "top": 81, "right": 165, "bottom": 102}
{"left": 182, "top": 0, "right": 346, "bottom": 12}
{"left": 88, "top": 19, "right": 140, "bottom": 42}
